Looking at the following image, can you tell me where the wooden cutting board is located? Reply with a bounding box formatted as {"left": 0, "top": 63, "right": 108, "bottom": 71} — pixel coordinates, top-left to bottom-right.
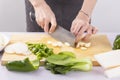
{"left": 1, "top": 33, "right": 112, "bottom": 66}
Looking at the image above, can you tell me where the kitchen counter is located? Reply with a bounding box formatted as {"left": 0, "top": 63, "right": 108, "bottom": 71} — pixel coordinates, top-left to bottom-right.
{"left": 0, "top": 32, "right": 120, "bottom": 80}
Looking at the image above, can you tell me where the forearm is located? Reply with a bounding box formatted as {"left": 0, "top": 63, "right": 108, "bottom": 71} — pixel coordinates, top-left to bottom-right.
{"left": 80, "top": 0, "right": 97, "bottom": 17}
{"left": 29, "top": 0, "right": 45, "bottom": 8}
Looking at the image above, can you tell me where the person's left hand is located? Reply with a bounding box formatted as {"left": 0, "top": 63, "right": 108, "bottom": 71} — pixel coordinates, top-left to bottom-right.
{"left": 70, "top": 12, "right": 98, "bottom": 43}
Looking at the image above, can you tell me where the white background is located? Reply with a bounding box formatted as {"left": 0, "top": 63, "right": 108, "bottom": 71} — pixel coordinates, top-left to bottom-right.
{"left": 0, "top": 0, "right": 120, "bottom": 32}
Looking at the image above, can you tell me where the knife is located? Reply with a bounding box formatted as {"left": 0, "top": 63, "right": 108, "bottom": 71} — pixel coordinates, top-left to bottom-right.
{"left": 49, "top": 25, "right": 76, "bottom": 47}
{"left": 29, "top": 12, "right": 76, "bottom": 47}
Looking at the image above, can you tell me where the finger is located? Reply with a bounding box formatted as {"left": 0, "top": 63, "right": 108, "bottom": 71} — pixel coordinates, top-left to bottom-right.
{"left": 70, "top": 21, "right": 77, "bottom": 33}
{"left": 87, "top": 25, "right": 92, "bottom": 34}
{"left": 75, "top": 35, "right": 82, "bottom": 43}
{"left": 75, "top": 26, "right": 85, "bottom": 43}
{"left": 77, "top": 25, "right": 88, "bottom": 37}
{"left": 49, "top": 18, "right": 57, "bottom": 33}
{"left": 82, "top": 26, "right": 92, "bottom": 41}
{"left": 35, "top": 13, "right": 45, "bottom": 29}
{"left": 72, "top": 23, "right": 83, "bottom": 36}
{"left": 44, "top": 20, "right": 49, "bottom": 32}
{"left": 92, "top": 26, "right": 98, "bottom": 34}
{"left": 38, "top": 18, "right": 45, "bottom": 29}
{"left": 75, "top": 24, "right": 88, "bottom": 42}
{"left": 39, "top": 18, "right": 45, "bottom": 29}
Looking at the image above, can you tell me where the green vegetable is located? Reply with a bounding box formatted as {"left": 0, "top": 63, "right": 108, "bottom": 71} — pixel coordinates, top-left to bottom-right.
{"left": 45, "top": 62, "right": 72, "bottom": 74}
{"left": 71, "top": 58, "right": 92, "bottom": 71}
{"left": 58, "top": 51, "right": 76, "bottom": 58}
{"left": 5, "top": 43, "right": 53, "bottom": 72}
{"left": 6, "top": 58, "right": 40, "bottom": 72}
{"left": 45, "top": 51, "right": 92, "bottom": 74}
{"left": 27, "top": 43, "right": 54, "bottom": 58}
{"left": 113, "top": 35, "right": 120, "bottom": 50}
{"left": 5, "top": 43, "right": 92, "bottom": 73}
{"left": 46, "top": 54, "right": 75, "bottom": 66}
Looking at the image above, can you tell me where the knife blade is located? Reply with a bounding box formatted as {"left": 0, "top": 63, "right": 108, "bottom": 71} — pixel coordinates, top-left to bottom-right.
{"left": 49, "top": 25, "right": 75, "bottom": 47}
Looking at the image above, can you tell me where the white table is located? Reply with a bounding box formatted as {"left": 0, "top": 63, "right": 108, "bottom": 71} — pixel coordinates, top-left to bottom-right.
{"left": 0, "top": 32, "right": 120, "bottom": 80}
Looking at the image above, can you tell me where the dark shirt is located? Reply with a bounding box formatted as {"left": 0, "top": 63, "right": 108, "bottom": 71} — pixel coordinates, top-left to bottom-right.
{"left": 25, "top": 0, "right": 84, "bottom": 32}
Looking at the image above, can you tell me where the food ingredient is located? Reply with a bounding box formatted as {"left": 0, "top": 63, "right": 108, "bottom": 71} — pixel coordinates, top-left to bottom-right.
{"left": 6, "top": 58, "right": 40, "bottom": 72}
{"left": 76, "top": 41, "right": 91, "bottom": 50}
{"left": 5, "top": 43, "right": 92, "bottom": 73}
{"left": 5, "top": 43, "right": 53, "bottom": 72}
{"left": 94, "top": 50, "right": 120, "bottom": 78}
{"left": 27, "top": 43, "right": 54, "bottom": 59}
{"left": 113, "top": 35, "right": 120, "bottom": 50}
{"left": 5, "top": 42, "right": 31, "bottom": 55}
{"left": 45, "top": 51, "right": 92, "bottom": 74}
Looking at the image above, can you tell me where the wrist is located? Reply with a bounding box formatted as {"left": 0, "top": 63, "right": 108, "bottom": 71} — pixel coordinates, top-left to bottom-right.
{"left": 77, "top": 11, "right": 90, "bottom": 22}
{"left": 80, "top": 0, "right": 97, "bottom": 18}
{"left": 79, "top": 10, "right": 90, "bottom": 19}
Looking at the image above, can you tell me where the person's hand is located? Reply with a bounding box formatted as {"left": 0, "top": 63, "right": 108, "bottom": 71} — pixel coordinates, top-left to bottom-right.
{"left": 70, "top": 11, "right": 98, "bottom": 42}
{"left": 34, "top": 0, "right": 57, "bottom": 33}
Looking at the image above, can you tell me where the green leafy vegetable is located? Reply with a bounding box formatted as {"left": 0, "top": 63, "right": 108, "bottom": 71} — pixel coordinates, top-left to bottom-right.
{"left": 71, "top": 58, "right": 92, "bottom": 71}
{"left": 45, "top": 62, "right": 72, "bottom": 74}
{"left": 113, "top": 35, "right": 120, "bottom": 50}
{"left": 6, "top": 58, "right": 40, "bottom": 72}
{"left": 58, "top": 51, "right": 76, "bottom": 58}
{"left": 46, "top": 54, "right": 75, "bottom": 66}
{"left": 45, "top": 51, "right": 92, "bottom": 74}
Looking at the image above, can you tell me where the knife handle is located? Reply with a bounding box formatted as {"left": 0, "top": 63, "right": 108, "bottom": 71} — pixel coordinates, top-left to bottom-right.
{"left": 29, "top": 12, "right": 36, "bottom": 22}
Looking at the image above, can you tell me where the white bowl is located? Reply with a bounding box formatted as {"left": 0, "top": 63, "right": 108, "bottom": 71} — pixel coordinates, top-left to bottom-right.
{"left": 0, "top": 34, "right": 10, "bottom": 52}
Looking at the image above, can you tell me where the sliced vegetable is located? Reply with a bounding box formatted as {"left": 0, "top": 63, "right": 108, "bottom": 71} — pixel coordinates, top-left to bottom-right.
{"left": 64, "top": 42, "right": 70, "bottom": 47}
{"left": 27, "top": 43, "right": 54, "bottom": 58}
{"left": 6, "top": 58, "right": 40, "bottom": 72}
{"left": 76, "top": 41, "right": 91, "bottom": 50}
{"left": 47, "top": 41, "right": 63, "bottom": 47}
{"left": 80, "top": 47, "right": 87, "bottom": 50}
{"left": 5, "top": 42, "right": 31, "bottom": 55}
{"left": 113, "top": 35, "right": 120, "bottom": 50}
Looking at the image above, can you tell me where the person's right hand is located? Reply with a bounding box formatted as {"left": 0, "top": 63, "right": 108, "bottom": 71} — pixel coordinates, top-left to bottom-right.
{"left": 33, "top": 0, "right": 57, "bottom": 33}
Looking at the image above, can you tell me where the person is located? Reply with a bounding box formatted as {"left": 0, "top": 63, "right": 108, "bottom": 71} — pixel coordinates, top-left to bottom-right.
{"left": 25, "top": 0, "right": 98, "bottom": 43}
